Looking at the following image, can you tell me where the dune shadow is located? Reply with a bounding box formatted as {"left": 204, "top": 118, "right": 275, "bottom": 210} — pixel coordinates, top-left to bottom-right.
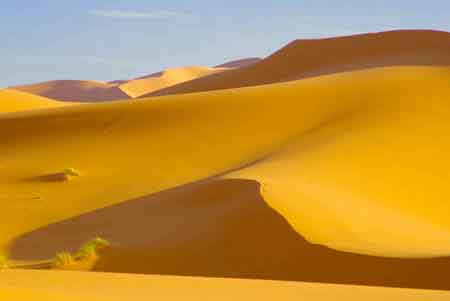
{"left": 24, "top": 173, "right": 71, "bottom": 183}
{"left": 10, "top": 179, "right": 450, "bottom": 290}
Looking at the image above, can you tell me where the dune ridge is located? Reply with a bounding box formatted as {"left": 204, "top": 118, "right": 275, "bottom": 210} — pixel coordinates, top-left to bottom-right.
{"left": 12, "top": 80, "right": 130, "bottom": 102}
{"left": 144, "top": 30, "right": 450, "bottom": 97}
{"left": 1, "top": 66, "right": 449, "bottom": 264}
{"left": 118, "top": 66, "right": 228, "bottom": 98}
{"left": 0, "top": 89, "right": 72, "bottom": 113}
{"left": 9, "top": 179, "right": 450, "bottom": 290}
{"left": 214, "top": 57, "right": 261, "bottom": 68}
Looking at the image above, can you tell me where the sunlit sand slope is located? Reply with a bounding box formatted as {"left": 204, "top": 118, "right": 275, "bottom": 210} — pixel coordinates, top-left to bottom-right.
{"left": 12, "top": 80, "right": 130, "bottom": 102}
{"left": 0, "top": 89, "right": 71, "bottom": 113}
{"left": 118, "top": 66, "right": 228, "bottom": 98}
{"left": 2, "top": 270, "right": 450, "bottom": 301}
{"left": 1, "top": 67, "right": 450, "bottom": 260}
{"left": 11, "top": 179, "right": 450, "bottom": 290}
{"left": 145, "top": 30, "right": 450, "bottom": 97}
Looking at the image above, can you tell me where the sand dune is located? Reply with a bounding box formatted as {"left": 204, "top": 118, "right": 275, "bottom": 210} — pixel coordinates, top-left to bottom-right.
{"left": 1, "top": 66, "right": 450, "bottom": 264}
{"left": 0, "top": 89, "right": 72, "bottom": 113}
{"left": 118, "top": 66, "right": 228, "bottom": 98}
{"left": 144, "top": 30, "right": 450, "bottom": 97}
{"left": 10, "top": 179, "right": 450, "bottom": 290}
{"left": 12, "top": 80, "right": 130, "bottom": 102}
{"left": 3, "top": 270, "right": 449, "bottom": 301}
{"left": 215, "top": 57, "right": 261, "bottom": 68}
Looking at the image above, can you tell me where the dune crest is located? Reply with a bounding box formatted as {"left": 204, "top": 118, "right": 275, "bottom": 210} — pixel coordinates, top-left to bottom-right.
{"left": 118, "top": 66, "right": 229, "bottom": 98}
{"left": 0, "top": 89, "right": 72, "bottom": 113}
{"left": 214, "top": 57, "right": 261, "bottom": 68}
{"left": 144, "top": 30, "right": 450, "bottom": 97}
{"left": 12, "top": 80, "right": 130, "bottom": 102}
{"left": 10, "top": 179, "right": 450, "bottom": 290}
{"left": 1, "top": 66, "right": 450, "bottom": 262}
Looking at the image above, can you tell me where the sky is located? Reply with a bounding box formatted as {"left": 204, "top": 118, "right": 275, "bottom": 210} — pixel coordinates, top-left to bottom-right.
{"left": 1, "top": 0, "right": 449, "bottom": 87}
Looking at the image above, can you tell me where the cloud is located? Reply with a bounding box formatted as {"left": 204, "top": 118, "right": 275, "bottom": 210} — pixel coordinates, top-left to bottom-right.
{"left": 90, "top": 9, "right": 186, "bottom": 19}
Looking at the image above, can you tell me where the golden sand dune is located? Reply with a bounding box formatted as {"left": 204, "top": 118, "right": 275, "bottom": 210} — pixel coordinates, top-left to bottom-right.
{"left": 0, "top": 89, "right": 72, "bottom": 113}
{"left": 11, "top": 179, "right": 450, "bottom": 290}
{"left": 118, "top": 66, "right": 229, "bottom": 98}
{"left": 12, "top": 80, "right": 130, "bottom": 102}
{"left": 2, "top": 270, "right": 450, "bottom": 301}
{"left": 144, "top": 30, "right": 450, "bottom": 97}
{"left": 1, "top": 66, "right": 450, "bottom": 264}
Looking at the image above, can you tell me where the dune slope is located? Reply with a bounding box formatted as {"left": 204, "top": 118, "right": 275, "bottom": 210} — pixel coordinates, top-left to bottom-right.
{"left": 1, "top": 67, "right": 450, "bottom": 262}
{"left": 12, "top": 80, "right": 130, "bottom": 102}
{"left": 0, "top": 89, "right": 72, "bottom": 113}
{"left": 3, "top": 270, "right": 450, "bottom": 301}
{"left": 118, "top": 66, "right": 228, "bottom": 98}
{"left": 144, "top": 30, "right": 450, "bottom": 97}
{"left": 214, "top": 57, "right": 261, "bottom": 68}
{"left": 10, "top": 179, "right": 450, "bottom": 290}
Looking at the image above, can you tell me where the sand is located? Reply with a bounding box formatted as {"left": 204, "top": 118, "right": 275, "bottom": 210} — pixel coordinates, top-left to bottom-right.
{"left": 2, "top": 270, "right": 450, "bottom": 301}
{"left": 8, "top": 178, "right": 450, "bottom": 290}
{"left": 118, "top": 66, "right": 229, "bottom": 98}
{"left": 0, "top": 89, "right": 73, "bottom": 113}
{"left": 214, "top": 57, "right": 261, "bottom": 68}
{"left": 12, "top": 80, "right": 130, "bottom": 102}
{"left": 144, "top": 30, "right": 450, "bottom": 97}
{"left": 0, "top": 66, "right": 449, "bottom": 262}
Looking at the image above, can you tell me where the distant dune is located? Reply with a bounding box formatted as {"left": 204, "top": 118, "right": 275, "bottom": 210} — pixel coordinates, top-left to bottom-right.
{"left": 118, "top": 66, "right": 228, "bottom": 98}
{"left": 144, "top": 30, "right": 450, "bottom": 97}
{"left": 215, "top": 57, "right": 261, "bottom": 68}
{"left": 12, "top": 80, "right": 130, "bottom": 102}
{"left": 0, "top": 89, "right": 72, "bottom": 113}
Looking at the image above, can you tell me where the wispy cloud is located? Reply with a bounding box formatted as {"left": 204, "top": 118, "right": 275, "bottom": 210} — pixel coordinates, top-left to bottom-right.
{"left": 90, "top": 9, "right": 186, "bottom": 20}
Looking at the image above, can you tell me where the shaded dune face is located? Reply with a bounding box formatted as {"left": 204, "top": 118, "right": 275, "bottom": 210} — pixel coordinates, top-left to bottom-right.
{"left": 13, "top": 80, "right": 130, "bottom": 102}
{"left": 146, "top": 30, "right": 450, "bottom": 97}
{"left": 214, "top": 57, "right": 261, "bottom": 68}
{"left": 11, "top": 179, "right": 450, "bottom": 290}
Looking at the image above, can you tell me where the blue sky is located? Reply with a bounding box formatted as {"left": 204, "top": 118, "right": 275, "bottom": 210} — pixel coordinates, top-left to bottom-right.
{"left": 1, "top": 0, "right": 449, "bottom": 87}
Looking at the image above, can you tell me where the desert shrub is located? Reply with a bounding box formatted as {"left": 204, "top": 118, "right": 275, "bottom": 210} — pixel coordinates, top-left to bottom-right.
{"left": 76, "top": 237, "right": 110, "bottom": 260}
{"left": 54, "top": 251, "right": 75, "bottom": 267}
{"left": 0, "top": 253, "right": 9, "bottom": 270}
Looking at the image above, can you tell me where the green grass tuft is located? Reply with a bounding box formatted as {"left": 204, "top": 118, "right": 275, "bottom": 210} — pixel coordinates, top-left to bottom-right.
{"left": 76, "top": 237, "right": 110, "bottom": 260}
{"left": 53, "top": 251, "right": 75, "bottom": 268}
{"left": 0, "top": 253, "right": 9, "bottom": 270}
{"left": 63, "top": 168, "right": 81, "bottom": 177}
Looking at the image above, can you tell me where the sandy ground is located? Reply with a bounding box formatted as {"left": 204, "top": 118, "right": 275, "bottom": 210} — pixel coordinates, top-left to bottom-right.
{"left": 0, "top": 89, "right": 72, "bottom": 113}
{"left": 8, "top": 179, "right": 450, "bottom": 290}
{"left": 2, "top": 270, "right": 450, "bottom": 301}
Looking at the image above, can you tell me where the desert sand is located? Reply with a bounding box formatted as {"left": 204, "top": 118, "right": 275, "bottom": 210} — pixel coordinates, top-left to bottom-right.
{"left": 12, "top": 80, "right": 130, "bottom": 102}
{"left": 118, "top": 66, "right": 228, "bottom": 98}
{"left": 2, "top": 30, "right": 450, "bottom": 299}
{"left": 2, "top": 270, "right": 450, "bottom": 301}
{"left": 1, "top": 66, "right": 450, "bottom": 260}
{"left": 9, "top": 179, "right": 450, "bottom": 290}
{"left": 214, "top": 57, "right": 261, "bottom": 68}
{"left": 0, "top": 89, "right": 72, "bottom": 113}
{"left": 144, "top": 30, "right": 450, "bottom": 97}
{"left": 11, "top": 66, "right": 230, "bottom": 101}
